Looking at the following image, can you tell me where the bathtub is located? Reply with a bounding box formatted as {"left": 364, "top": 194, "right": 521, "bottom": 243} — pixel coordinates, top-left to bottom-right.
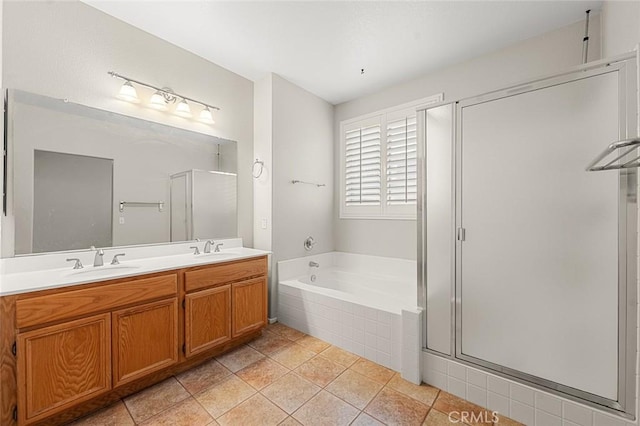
{"left": 277, "top": 252, "right": 423, "bottom": 382}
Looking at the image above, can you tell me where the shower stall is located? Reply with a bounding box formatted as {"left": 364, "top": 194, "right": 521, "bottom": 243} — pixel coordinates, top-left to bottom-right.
{"left": 418, "top": 53, "right": 639, "bottom": 416}
{"left": 169, "top": 169, "right": 237, "bottom": 241}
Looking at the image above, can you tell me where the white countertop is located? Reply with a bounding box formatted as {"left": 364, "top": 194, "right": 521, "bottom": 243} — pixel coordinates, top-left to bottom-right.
{"left": 0, "top": 239, "right": 270, "bottom": 296}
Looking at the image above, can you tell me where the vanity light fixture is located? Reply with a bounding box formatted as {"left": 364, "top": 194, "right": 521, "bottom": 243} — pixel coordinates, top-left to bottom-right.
{"left": 117, "top": 81, "right": 139, "bottom": 103}
{"left": 149, "top": 90, "right": 170, "bottom": 110}
{"left": 199, "top": 106, "right": 215, "bottom": 124}
{"left": 175, "top": 98, "right": 192, "bottom": 117}
{"left": 108, "top": 71, "right": 220, "bottom": 124}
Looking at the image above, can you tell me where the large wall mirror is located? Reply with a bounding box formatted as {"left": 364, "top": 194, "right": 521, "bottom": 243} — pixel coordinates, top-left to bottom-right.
{"left": 2, "top": 89, "right": 238, "bottom": 257}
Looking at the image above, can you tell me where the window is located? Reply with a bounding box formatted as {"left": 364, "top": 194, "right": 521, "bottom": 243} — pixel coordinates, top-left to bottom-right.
{"left": 344, "top": 119, "right": 381, "bottom": 207}
{"left": 340, "top": 94, "right": 442, "bottom": 219}
{"left": 386, "top": 114, "right": 417, "bottom": 206}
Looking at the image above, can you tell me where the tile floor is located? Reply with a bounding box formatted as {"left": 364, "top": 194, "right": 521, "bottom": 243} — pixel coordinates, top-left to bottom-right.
{"left": 70, "top": 323, "right": 523, "bottom": 426}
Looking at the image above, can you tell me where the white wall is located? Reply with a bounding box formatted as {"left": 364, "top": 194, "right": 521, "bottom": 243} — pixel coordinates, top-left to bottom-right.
{"left": 2, "top": 0, "right": 254, "bottom": 251}
{"left": 254, "top": 73, "right": 334, "bottom": 317}
{"left": 253, "top": 74, "right": 273, "bottom": 252}
{"left": 602, "top": 1, "right": 640, "bottom": 58}
{"left": 334, "top": 16, "right": 602, "bottom": 260}
{"left": 272, "top": 74, "right": 334, "bottom": 262}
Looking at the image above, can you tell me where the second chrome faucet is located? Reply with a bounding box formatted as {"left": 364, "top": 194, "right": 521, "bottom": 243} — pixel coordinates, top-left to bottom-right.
{"left": 91, "top": 246, "right": 105, "bottom": 267}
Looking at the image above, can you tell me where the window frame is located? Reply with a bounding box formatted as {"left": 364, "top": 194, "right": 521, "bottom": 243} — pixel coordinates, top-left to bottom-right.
{"left": 339, "top": 93, "right": 443, "bottom": 220}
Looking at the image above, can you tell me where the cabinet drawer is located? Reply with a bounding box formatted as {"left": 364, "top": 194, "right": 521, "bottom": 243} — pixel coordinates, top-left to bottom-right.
{"left": 16, "top": 274, "right": 177, "bottom": 329}
{"left": 185, "top": 256, "right": 267, "bottom": 293}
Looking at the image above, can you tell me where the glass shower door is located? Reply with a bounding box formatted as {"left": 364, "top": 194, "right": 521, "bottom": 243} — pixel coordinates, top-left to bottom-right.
{"left": 456, "top": 64, "right": 634, "bottom": 408}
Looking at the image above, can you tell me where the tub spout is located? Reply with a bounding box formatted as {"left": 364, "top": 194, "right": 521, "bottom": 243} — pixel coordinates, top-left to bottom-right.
{"left": 309, "top": 261, "right": 320, "bottom": 268}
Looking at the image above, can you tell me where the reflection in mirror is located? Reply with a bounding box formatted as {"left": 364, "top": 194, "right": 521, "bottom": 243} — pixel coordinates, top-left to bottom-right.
{"left": 170, "top": 170, "right": 237, "bottom": 242}
{"left": 3, "top": 89, "right": 238, "bottom": 257}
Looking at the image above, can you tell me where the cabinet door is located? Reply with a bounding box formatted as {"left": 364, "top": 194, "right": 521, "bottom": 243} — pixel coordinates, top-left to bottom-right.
{"left": 232, "top": 277, "right": 267, "bottom": 337}
{"left": 112, "top": 298, "right": 178, "bottom": 387}
{"left": 185, "top": 285, "right": 231, "bottom": 357}
{"left": 17, "top": 313, "right": 111, "bottom": 424}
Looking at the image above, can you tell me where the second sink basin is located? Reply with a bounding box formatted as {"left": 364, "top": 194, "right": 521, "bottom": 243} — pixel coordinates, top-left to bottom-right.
{"left": 66, "top": 264, "right": 141, "bottom": 278}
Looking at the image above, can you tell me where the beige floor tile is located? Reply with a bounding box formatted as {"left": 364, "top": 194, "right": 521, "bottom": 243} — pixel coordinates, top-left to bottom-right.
{"left": 423, "top": 409, "right": 458, "bottom": 425}
{"left": 270, "top": 344, "right": 316, "bottom": 369}
{"left": 296, "top": 335, "right": 331, "bottom": 353}
{"left": 176, "top": 359, "right": 232, "bottom": 394}
{"left": 139, "top": 397, "right": 213, "bottom": 426}
{"left": 350, "top": 358, "right": 395, "bottom": 383}
{"left": 294, "top": 355, "right": 346, "bottom": 387}
{"left": 292, "top": 390, "right": 360, "bottom": 426}
{"left": 236, "top": 357, "right": 289, "bottom": 390}
{"left": 268, "top": 322, "right": 306, "bottom": 341}
{"left": 365, "top": 387, "right": 429, "bottom": 426}
{"left": 249, "top": 330, "right": 295, "bottom": 355}
{"left": 492, "top": 413, "right": 524, "bottom": 425}
{"left": 320, "top": 345, "right": 359, "bottom": 367}
{"left": 195, "top": 375, "right": 256, "bottom": 418}
{"left": 352, "top": 412, "right": 385, "bottom": 426}
{"left": 387, "top": 373, "right": 440, "bottom": 406}
{"left": 325, "top": 369, "right": 384, "bottom": 409}
{"left": 216, "top": 344, "right": 265, "bottom": 372}
{"left": 69, "top": 400, "right": 134, "bottom": 426}
{"left": 432, "top": 392, "right": 493, "bottom": 426}
{"left": 217, "top": 393, "right": 287, "bottom": 426}
{"left": 124, "top": 378, "right": 190, "bottom": 423}
{"left": 278, "top": 416, "right": 303, "bottom": 425}
{"left": 261, "top": 372, "right": 321, "bottom": 414}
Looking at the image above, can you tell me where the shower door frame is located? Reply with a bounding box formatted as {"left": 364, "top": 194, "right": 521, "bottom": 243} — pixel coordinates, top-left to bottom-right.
{"left": 418, "top": 52, "right": 639, "bottom": 417}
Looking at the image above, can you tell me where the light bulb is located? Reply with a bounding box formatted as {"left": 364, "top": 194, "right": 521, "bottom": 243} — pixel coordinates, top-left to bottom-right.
{"left": 199, "top": 106, "right": 215, "bottom": 124}
{"left": 149, "top": 91, "right": 168, "bottom": 111}
{"left": 175, "top": 99, "right": 192, "bottom": 117}
{"left": 117, "top": 81, "right": 139, "bottom": 103}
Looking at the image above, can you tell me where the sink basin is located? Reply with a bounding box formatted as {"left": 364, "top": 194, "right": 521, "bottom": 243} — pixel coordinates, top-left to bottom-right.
{"left": 200, "top": 249, "right": 242, "bottom": 257}
{"left": 65, "top": 265, "right": 141, "bottom": 278}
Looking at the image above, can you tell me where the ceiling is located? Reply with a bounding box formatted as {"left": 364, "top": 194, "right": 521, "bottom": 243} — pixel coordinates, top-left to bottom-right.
{"left": 84, "top": 1, "right": 602, "bottom": 105}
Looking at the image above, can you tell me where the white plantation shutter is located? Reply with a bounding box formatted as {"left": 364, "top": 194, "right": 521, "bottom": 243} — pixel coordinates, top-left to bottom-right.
{"left": 386, "top": 115, "right": 417, "bottom": 205}
{"left": 344, "top": 124, "right": 381, "bottom": 206}
{"left": 340, "top": 92, "right": 441, "bottom": 219}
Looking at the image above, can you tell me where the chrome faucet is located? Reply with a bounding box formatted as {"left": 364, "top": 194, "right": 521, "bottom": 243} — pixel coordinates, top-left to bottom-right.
{"left": 214, "top": 242, "right": 224, "bottom": 252}
{"left": 91, "top": 246, "right": 104, "bottom": 267}
{"left": 204, "top": 240, "right": 215, "bottom": 254}
{"left": 66, "top": 258, "right": 83, "bottom": 269}
{"left": 309, "top": 261, "right": 320, "bottom": 268}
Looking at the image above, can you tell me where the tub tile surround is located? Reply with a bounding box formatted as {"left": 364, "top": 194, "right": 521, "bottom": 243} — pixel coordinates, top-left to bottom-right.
{"left": 71, "top": 323, "right": 523, "bottom": 426}
{"left": 277, "top": 252, "right": 422, "bottom": 382}
{"left": 423, "top": 352, "right": 638, "bottom": 426}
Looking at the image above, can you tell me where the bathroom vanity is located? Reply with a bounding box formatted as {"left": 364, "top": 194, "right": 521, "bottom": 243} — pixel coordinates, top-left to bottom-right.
{"left": 0, "top": 249, "right": 268, "bottom": 425}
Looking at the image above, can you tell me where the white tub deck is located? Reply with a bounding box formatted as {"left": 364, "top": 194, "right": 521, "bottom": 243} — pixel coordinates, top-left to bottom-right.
{"left": 277, "top": 252, "right": 422, "bottom": 382}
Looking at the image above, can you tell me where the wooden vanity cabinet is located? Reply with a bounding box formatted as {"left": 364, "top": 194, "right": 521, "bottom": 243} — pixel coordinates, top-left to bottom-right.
{"left": 184, "top": 256, "right": 268, "bottom": 358}
{"left": 185, "top": 285, "right": 232, "bottom": 356}
{"left": 112, "top": 298, "right": 179, "bottom": 387}
{"left": 232, "top": 277, "right": 267, "bottom": 337}
{"left": 16, "top": 313, "right": 112, "bottom": 425}
{"left": 12, "top": 273, "right": 178, "bottom": 425}
{"left": 3, "top": 255, "right": 268, "bottom": 425}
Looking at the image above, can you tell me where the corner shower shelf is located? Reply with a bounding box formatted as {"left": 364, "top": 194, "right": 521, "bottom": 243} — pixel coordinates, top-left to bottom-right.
{"left": 586, "top": 137, "right": 640, "bottom": 171}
